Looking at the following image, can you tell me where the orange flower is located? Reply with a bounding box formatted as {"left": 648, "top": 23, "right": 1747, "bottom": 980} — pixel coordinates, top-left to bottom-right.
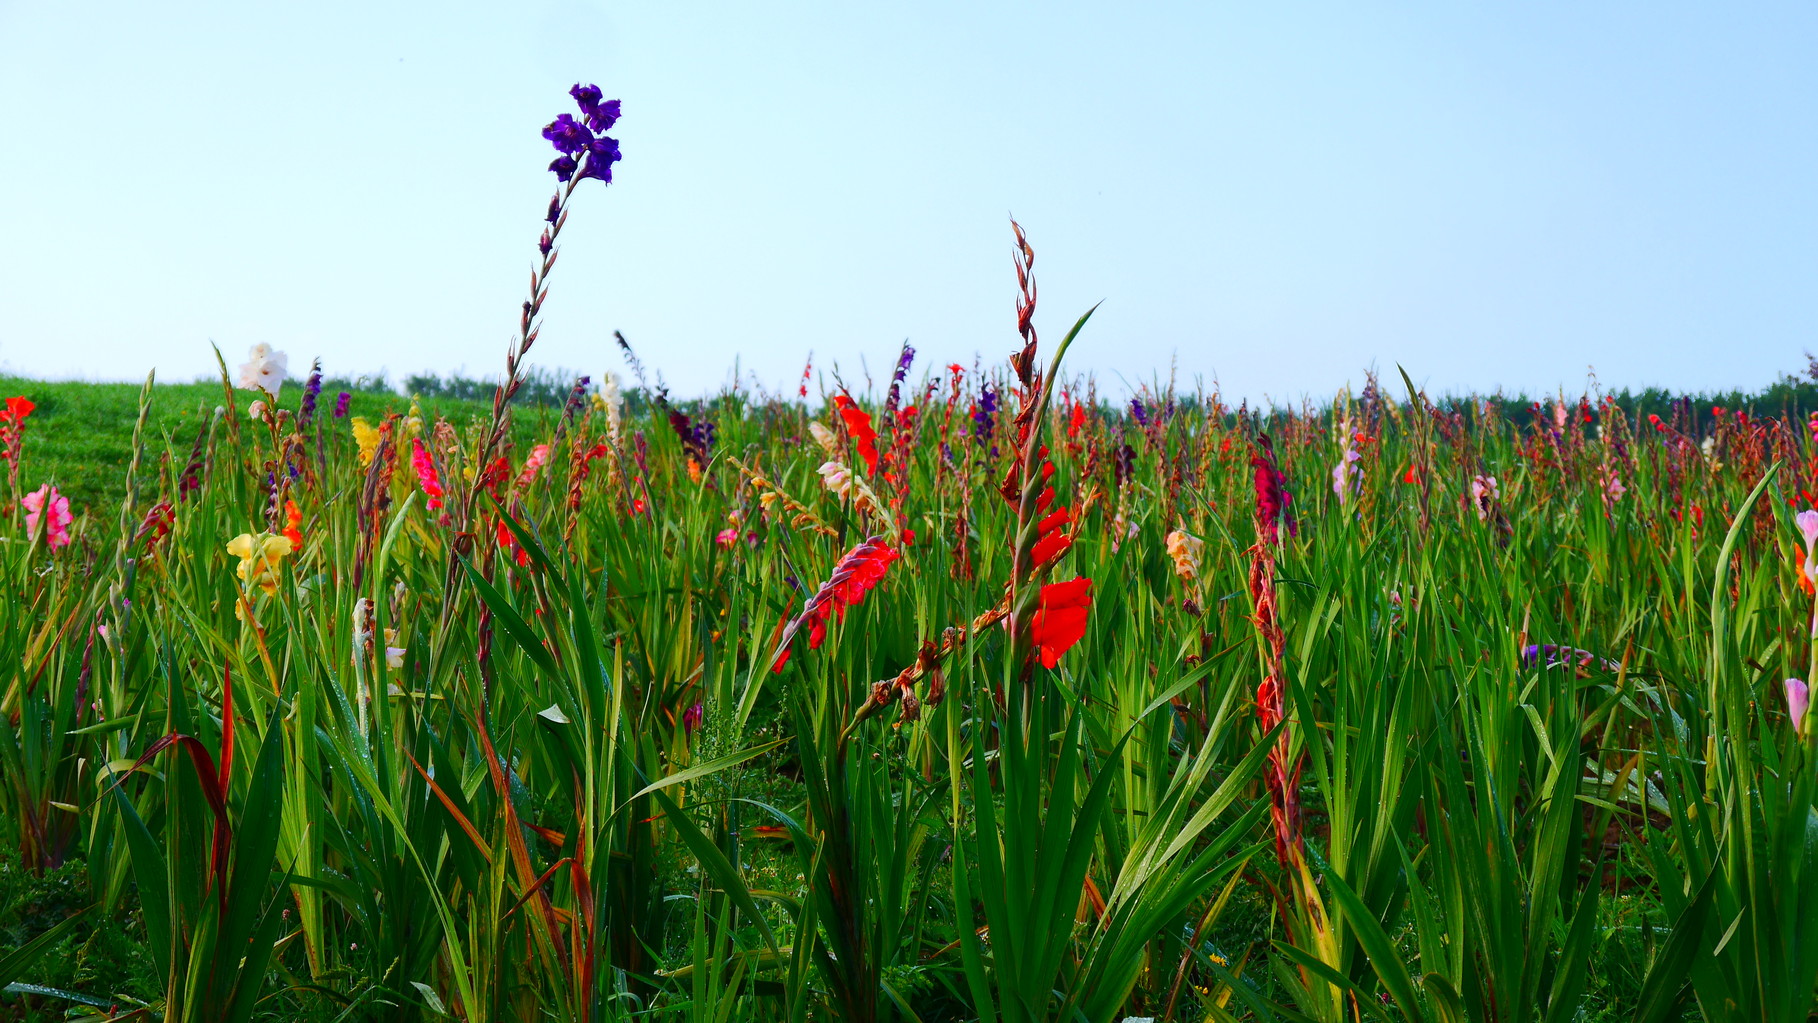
{"left": 282, "top": 499, "right": 304, "bottom": 549}
{"left": 1031, "top": 577, "right": 1092, "bottom": 668}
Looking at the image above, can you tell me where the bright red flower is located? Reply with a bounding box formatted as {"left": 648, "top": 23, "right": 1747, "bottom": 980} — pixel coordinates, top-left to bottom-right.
{"left": 0, "top": 396, "right": 33, "bottom": 423}
{"left": 773, "top": 536, "right": 899, "bottom": 671}
{"left": 1031, "top": 506, "right": 1072, "bottom": 566}
{"left": 1067, "top": 403, "right": 1086, "bottom": 438}
{"left": 1031, "top": 577, "right": 1092, "bottom": 668}
{"left": 832, "top": 395, "right": 879, "bottom": 474}
{"left": 496, "top": 518, "right": 531, "bottom": 567}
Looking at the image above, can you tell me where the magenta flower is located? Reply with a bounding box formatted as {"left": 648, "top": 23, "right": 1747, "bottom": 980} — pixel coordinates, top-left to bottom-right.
{"left": 1788, "top": 678, "right": 1810, "bottom": 737}
{"left": 21, "top": 483, "right": 72, "bottom": 550}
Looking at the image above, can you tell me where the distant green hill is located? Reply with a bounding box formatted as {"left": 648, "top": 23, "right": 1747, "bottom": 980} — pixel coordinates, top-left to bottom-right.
{"left": 0, "top": 375, "right": 498, "bottom": 511}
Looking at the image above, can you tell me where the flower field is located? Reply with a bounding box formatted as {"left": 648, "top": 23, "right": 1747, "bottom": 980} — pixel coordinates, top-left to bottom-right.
{"left": 4, "top": 87, "right": 1818, "bottom": 1023}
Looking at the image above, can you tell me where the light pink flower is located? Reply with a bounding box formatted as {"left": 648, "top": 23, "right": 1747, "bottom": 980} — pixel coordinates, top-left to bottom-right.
{"left": 1788, "top": 678, "right": 1810, "bottom": 737}
{"left": 21, "top": 483, "right": 72, "bottom": 549}
{"left": 1796, "top": 510, "right": 1818, "bottom": 581}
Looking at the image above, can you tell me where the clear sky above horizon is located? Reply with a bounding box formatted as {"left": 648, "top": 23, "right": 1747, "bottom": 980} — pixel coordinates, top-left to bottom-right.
{"left": 2, "top": 2, "right": 1814, "bottom": 403}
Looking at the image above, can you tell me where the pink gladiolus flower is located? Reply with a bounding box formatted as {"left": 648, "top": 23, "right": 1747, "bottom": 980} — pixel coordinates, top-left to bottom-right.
{"left": 515, "top": 444, "right": 552, "bottom": 488}
{"left": 410, "top": 439, "right": 445, "bottom": 512}
{"left": 1796, "top": 510, "right": 1818, "bottom": 582}
{"left": 715, "top": 527, "right": 739, "bottom": 548}
{"left": 21, "top": 483, "right": 72, "bottom": 549}
{"left": 1788, "top": 678, "right": 1810, "bottom": 737}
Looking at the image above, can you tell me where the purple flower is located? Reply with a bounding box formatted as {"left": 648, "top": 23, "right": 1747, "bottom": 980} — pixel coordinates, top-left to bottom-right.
{"left": 542, "top": 113, "right": 594, "bottom": 155}
{"left": 1130, "top": 398, "right": 1147, "bottom": 426}
{"left": 299, "top": 361, "right": 324, "bottom": 426}
{"left": 570, "top": 84, "right": 621, "bottom": 132}
{"left": 333, "top": 392, "right": 351, "bottom": 418}
{"left": 683, "top": 700, "right": 705, "bottom": 734}
{"left": 691, "top": 419, "right": 717, "bottom": 456}
{"left": 884, "top": 342, "right": 915, "bottom": 422}
{"left": 578, "top": 136, "right": 621, "bottom": 184}
{"left": 549, "top": 155, "right": 579, "bottom": 182}
{"left": 546, "top": 194, "right": 562, "bottom": 224}
{"left": 538, "top": 228, "right": 553, "bottom": 256}
{"left": 972, "top": 385, "right": 998, "bottom": 445}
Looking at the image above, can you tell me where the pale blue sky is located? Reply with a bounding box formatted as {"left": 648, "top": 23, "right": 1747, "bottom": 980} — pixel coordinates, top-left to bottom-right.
{"left": 2, "top": 2, "right": 1814, "bottom": 401}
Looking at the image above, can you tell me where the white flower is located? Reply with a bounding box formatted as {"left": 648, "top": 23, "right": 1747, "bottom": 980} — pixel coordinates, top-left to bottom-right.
{"left": 809, "top": 421, "right": 839, "bottom": 458}
{"left": 237, "top": 344, "right": 288, "bottom": 395}
{"left": 248, "top": 400, "right": 268, "bottom": 422}
{"left": 598, "top": 371, "right": 624, "bottom": 444}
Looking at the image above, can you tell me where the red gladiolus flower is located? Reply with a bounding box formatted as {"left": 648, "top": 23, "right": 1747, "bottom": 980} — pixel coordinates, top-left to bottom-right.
{"left": 772, "top": 536, "right": 899, "bottom": 671}
{"left": 496, "top": 518, "right": 531, "bottom": 567}
{"left": 1067, "top": 404, "right": 1086, "bottom": 438}
{"left": 1031, "top": 506, "right": 1072, "bottom": 566}
{"left": 832, "top": 395, "right": 879, "bottom": 474}
{"left": 1031, "top": 577, "right": 1092, "bottom": 668}
{"left": 0, "top": 396, "right": 32, "bottom": 423}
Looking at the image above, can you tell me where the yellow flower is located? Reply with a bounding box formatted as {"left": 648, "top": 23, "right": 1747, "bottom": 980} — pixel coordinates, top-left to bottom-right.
{"left": 226, "top": 532, "right": 293, "bottom": 620}
{"left": 351, "top": 417, "right": 379, "bottom": 465}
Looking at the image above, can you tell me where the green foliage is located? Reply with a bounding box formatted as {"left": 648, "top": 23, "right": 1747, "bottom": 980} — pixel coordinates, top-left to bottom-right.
{"left": 2, "top": 350, "right": 1818, "bottom": 1022}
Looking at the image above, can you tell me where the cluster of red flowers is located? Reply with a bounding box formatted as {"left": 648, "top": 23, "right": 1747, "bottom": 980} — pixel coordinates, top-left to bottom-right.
{"left": 832, "top": 394, "right": 879, "bottom": 474}
{"left": 772, "top": 536, "right": 899, "bottom": 671}
{"left": 0, "top": 395, "right": 32, "bottom": 483}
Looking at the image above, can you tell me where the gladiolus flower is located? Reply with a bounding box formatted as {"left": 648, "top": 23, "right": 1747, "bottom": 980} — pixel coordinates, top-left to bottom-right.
{"left": 1251, "top": 440, "right": 1296, "bottom": 543}
{"left": 715, "top": 527, "right": 739, "bottom": 547}
{"left": 1165, "top": 529, "right": 1203, "bottom": 583}
{"left": 411, "top": 439, "right": 445, "bottom": 512}
{"left": 226, "top": 532, "right": 293, "bottom": 620}
{"left": 1031, "top": 577, "right": 1092, "bottom": 669}
{"left": 0, "top": 396, "right": 32, "bottom": 423}
{"left": 282, "top": 499, "right": 303, "bottom": 549}
{"left": 1471, "top": 475, "right": 1499, "bottom": 522}
{"left": 1787, "top": 678, "right": 1810, "bottom": 736}
{"left": 832, "top": 395, "right": 879, "bottom": 474}
{"left": 1067, "top": 403, "right": 1086, "bottom": 438}
{"left": 21, "top": 483, "right": 72, "bottom": 549}
{"left": 515, "top": 444, "right": 552, "bottom": 488}
{"left": 351, "top": 418, "right": 380, "bottom": 466}
{"left": 495, "top": 518, "right": 532, "bottom": 567}
{"left": 1796, "top": 510, "right": 1818, "bottom": 583}
{"left": 772, "top": 536, "right": 899, "bottom": 670}
{"left": 1031, "top": 506, "right": 1073, "bottom": 567}
{"left": 236, "top": 344, "right": 288, "bottom": 395}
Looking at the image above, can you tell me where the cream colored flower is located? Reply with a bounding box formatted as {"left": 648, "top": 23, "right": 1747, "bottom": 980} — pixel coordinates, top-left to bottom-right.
{"left": 809, "top": 421, "right": 838, "bottom": 458}
{"left": 1164, "top": 529, "right": 1203, "bottom": 583}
